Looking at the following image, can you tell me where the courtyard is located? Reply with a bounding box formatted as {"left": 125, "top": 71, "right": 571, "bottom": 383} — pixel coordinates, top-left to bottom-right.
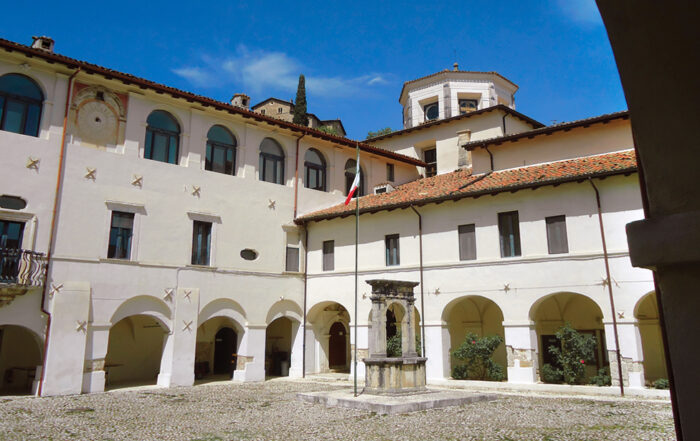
{"left": 0, "top": 379, "right": 675, "bottom": 441}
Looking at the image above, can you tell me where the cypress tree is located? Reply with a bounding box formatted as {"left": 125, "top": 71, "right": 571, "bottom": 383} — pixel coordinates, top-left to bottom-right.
{"left": 293, "top": 74, "right": 309, "bottom": 126}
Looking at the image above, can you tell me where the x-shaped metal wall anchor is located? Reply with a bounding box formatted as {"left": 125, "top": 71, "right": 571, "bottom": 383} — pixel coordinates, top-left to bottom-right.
{"left": 503, "top": 283, "right": 511, "bottom": 293}
{"left": 163, "top": 288, "right": 174, "bottom": 301}
{"left": 85, "top": 167, "right": 97, "bottom": 180}
{"left": 268, "top": 199, "right": 276, "bottom": 209}
{"left": 131, "top": 175, "right": 143, "bottom": 187}
{"left": 26, "top": 156, "right": 40, "bottom": 170}
{"left": 191, "top": 186, "right": 201, "bottom": 197}
{"left": 184, "top": 290, "right": 192, "bottom": 300}
{"left": 76, "top": 321, "right": 87, "bottom": 332}
{"left": 50, "top": 283, "right": 63, "bottom": 297}
{"left": 183, "top": 320, "right": 193, "bottom": 332}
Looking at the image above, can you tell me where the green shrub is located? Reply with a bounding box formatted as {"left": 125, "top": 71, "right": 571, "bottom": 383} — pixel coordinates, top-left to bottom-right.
{"left": 451, "top": 333, "right": 505, "bottom": 381}
{"left": 385, "top": 331, "right": 422, "bottom": 357}
{"left": 540, "top": 363, "right": 564, "bottom": 384}
{"left": 590, "top": 367, "right": 612, "bottom": 386}
{"left": 652, "top": 378, "right": 670, "bottom": 389}
{"left": 547, "top": 323, "right": 597, "bottom": 385}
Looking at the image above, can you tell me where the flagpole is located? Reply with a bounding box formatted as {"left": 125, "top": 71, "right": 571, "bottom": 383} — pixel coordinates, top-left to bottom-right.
{"left": 353, "top": 142, "right": 359, "bottom": 397}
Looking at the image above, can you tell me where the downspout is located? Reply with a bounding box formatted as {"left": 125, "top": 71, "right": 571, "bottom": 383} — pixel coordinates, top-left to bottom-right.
{"left": 409, "top": 205, "right": 426, "bottom": 357}
{"left": 502, "top": 113, "right": 508, "bottom": 136}
{"left": 293, "top": 134, "right": 306, "bottom": 218}
{"left": 301, "top": 222, "right": 309, "bottom": 378}
{"left": 38, "top": 67, "right": 81, "bottom": 396}
{"left": 588, "top": 177, "right": 625, "bottom": 396}
{"left": 484, "top": 146, "right": 495, "bottom": 171}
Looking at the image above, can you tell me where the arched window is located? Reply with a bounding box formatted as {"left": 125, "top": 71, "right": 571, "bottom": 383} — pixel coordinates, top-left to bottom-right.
{"left": 0, "top": 74, "right": 43, "bottom": 137}
{"left": 259, "top": 138, "right": 285, "bottom": 184}
{"left": 424, "top": 102, "right": 439, "bottom": 121}
{"left": 206, "top": 125, "right": 237, "bottom": 175}
{"left": 304, "top": 148, "right": 326, "bottom": 191}
{"left": 145, "top": 110, "right": 180, "bottom": 164}
{"left": 344, "top": 159, "right": 365, "bottom": 198}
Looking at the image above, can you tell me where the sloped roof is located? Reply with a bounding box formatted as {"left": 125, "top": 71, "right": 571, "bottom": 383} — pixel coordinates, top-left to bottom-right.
{"left": 364, "top": 104, "right": 543, "bottom": 142}
{"left": 0, "top": 38, "right": 424, "bottom": 167}
{"left": 297, "top": 150, "right": 637, "bottom": 223}
{"left": 464, "top": 111, "right": 630, "bottom": 151}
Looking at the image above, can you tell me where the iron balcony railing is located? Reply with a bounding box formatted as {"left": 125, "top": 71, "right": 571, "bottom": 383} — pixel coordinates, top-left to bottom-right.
{"left": 0, "top": 248, "right": 47, "bottom": 287}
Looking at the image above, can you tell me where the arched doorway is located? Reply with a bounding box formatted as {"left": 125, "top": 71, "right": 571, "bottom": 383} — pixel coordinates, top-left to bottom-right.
{"left": 0, "top": 325, "right": 42, "bottom": 394}
{"left": 266, "top": 317, "right": 295, "bottom": 377}
{"left": 530, "top": 293, "right": 608, "bottom": 382}
{"left": 328, "top": 322, "right": 347, "bottom": 368}
{"left": 105, "top": 314, "right": 168, "bottom": 388}
{"left": 635, "top": 292, "right": 668, "bottom": 385}
{"left": 443, "top": 296, "right": 506, "bottom": 379}
{"left": 194, "top": 316, "right": 242, "bottom": 380}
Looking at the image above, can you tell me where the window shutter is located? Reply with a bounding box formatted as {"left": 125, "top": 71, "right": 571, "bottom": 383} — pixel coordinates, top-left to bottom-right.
{"left": 322, "top": 240, "right": 334, "bottom": 271}
{"left": 458, "top": 224, "right": 476, "bottom": 261}
{"left": 286, "top": 246, "right": 300, "bottom": 272}
{"left": 546, "top": 215, "right": 569, "bottom": 254}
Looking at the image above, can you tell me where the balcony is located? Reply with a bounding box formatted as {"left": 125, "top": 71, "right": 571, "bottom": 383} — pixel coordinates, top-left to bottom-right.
{"left": 0, "top": 248, "right": 47, "bottom": 306}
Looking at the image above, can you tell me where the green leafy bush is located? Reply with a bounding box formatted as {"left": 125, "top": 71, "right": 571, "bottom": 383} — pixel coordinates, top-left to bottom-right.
{"left": 547, "top": 323, "right": 597, "bottom": 385}
{"left": 366, "top": 127, "right": 393, "bottom": 138}
{"left": 451, "top": 333, "right": 505, "bottom": 381}
{"left": 540, "top": 363, "right": 564, "bottom": 384}
{"left": 590, "top": 366, "right": 612, "bottom": 386}
{"left": 385, "top": 331, "right": 422, "bottom": 357}
{"left": 652, "top": 378, "right": 670, "bottom": 389}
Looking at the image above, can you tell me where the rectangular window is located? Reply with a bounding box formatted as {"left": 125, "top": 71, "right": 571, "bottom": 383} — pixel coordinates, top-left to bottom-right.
{"left": 191, "top": 221, "right": 212, "bottom": 266}
{"left": 286, "top": 246, "right": 300, "bottom": 272}
{"left": 424, "top": 148, "right": 437, "bottom": 177}
{"left": 322, "top": 240, "right": 334, "bottom": 271}
{"left": 385, "top": 234, "right": 400, "bottom": 266}
{"left": 386, "top": 163, "right": 395, "bottom": 182}
{"left": 498, "top": 211, "right": 521, "bottom": 257}
{"left": 108, "top": 212, "right": 134, "bottom": 259}
{"left": 546, "top": 215, "right": 569, "bottom": 254}
{"left": 458, "top": 224, "right": 476, "bottom": 261}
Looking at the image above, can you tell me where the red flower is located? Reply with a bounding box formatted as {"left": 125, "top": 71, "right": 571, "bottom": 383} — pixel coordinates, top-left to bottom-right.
{"left": 472, "top": 341, "right": 476, "bottom": 344}
{"left": 580, "top": 359, "right": 585, "bottom": 364}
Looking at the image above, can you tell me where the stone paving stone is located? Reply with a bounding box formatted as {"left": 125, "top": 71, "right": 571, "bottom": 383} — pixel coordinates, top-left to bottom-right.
{"left": 0, "top": 380, "right": 676, "bottom": 441}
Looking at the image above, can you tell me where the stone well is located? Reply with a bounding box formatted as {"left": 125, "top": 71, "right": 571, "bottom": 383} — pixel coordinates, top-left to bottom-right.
{"left": 364, "top": 279, "right": 427, "bottom": 395}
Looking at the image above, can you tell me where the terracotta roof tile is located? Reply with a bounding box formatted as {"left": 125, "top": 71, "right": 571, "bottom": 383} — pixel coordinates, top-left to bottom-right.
{"left": 297, "top": 150, "right": 637, "bottom": 222}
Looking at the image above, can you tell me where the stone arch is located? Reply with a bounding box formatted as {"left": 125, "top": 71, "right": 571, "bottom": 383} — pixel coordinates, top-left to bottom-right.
{"left": 307, "top": 301, "right": 351, "bottom": 373}
{"left": 634, "top": 291, "right": 668, "bottom": 384}
{"left": 110, "top": 295, "right": 172, "bottom": 330}
{"left": 0, "top": 324, "right": 43, "bottom": 394}
{"left": 442, "top": 295, "right": 506, "bottom": 379}
{"left": 198, "top": 298, "right": 246, "bottom": 330}
{"left": 529, "top": 292, "right": 608, "bottom": 380}
{"left": 195, "top": 298, "right": 247, "bottom": 380}
{"left": 265, "top": 299, "right": 302, "bottom": 325}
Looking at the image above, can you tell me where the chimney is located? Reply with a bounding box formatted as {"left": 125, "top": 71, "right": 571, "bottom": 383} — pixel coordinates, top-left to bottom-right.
{"left": 31, "top": 36, "right": 55, "bottom": 53}
{"left": 230, "top": 93, "right": 250, "bottom": 110}
{"left": 453, "top": 62, "right": 459, "bottom": 71}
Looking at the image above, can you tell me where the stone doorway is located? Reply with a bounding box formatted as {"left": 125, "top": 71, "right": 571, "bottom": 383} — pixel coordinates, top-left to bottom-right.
{"left": 213, "top": 327, "right": 238, "bottom": 375}
{"left": 328, "top": 322, "right": 347, "bottom": 369}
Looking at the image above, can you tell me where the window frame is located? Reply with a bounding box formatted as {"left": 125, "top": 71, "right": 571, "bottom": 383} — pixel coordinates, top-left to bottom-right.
{"left": 259, "top": 138, "right": 286, "bottom": 185}
{"left": 191, "top": 220, "right": 212, "bottom": 266}
{"left": 545, "top": 215, "right": 569, "bottom": 254}
{"left": 385, "top": 234, "right": 400, "bottom": 266}
{"left": 0, "top": 73, "right": 44, "bottom": 137}
{"left": 498, "top": 211, "right": 522, "bottom": 258}
{"left": 144, "top": 110, "right": 180, "bottom": 165}
{"left": 304, "top": 148, "right": 327, "bottom": 191}
{"left": 205, "top": 125, "right": 237, "bottom": 175}
{"left": 423, "top": 102, "right": 439, "bottom": 121}
{"left": 423, "top": 148, "right": 437, "bottom": 178}
{"left": 458, "top": 223, "right": 477, "bottom": 261}
{"left": 386, "top": 163, "right": 395, "bottom": 182}
{"left": 107, "top": 211, "right": 135, "bottom": 260}
{"left": 285, "top": 246, "right": 300, "bottom": 272}
{"left": 322, "top": 240, "right": 334, "bottom": 271}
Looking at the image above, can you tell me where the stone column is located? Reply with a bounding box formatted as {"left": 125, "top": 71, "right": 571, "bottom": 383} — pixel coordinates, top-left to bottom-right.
{"left": 402, "top": 303, "right": 418, "bottom": 357}
{"left": 81, "top": 323, "right": 110, "bottom": 393}
{"left": 368, "top": 300, "right": 386, "bottom": 357}
{"left": 304, "top": 326, "right": 316, "bottom": 375}
{"left": 288, "top": 320, "right": 304, "bottom": 378}
{"left": 233, "top": 325, "right": 266, "bottom": 382}
{"left": 349, "top": 323, "right": 368, "bottom": 381}
{"left": 503, "top": 322, "right": 538, "bottom": 384}
{"left": 163, "top": 288, "right": 199, "bottom": 387}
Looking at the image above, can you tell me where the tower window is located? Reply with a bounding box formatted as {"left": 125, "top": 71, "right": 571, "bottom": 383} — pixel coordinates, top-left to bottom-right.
{"left": 424, "top": 102, "right": 439, "bottom": 121}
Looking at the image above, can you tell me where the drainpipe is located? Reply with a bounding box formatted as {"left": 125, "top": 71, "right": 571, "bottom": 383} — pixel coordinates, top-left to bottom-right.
{"left": 301, "top": 222, "right": 309, "bottom": 378}
{"left": 409, "top": 205, "right": 426, "bottom": 357}
{"left": 484, "top": 146, "right": 495, "bottom": 171}
{"left": 502, "top": 113, "right": 508, "bottom": 136}
{"left": 293, "top": 134, "right": 306, "bottom": 218}
{"left": 38, "top": 67, "right": 81, "bottom": 396}
{"left": 589, "top": 177, "right": 625, "bottom": 396}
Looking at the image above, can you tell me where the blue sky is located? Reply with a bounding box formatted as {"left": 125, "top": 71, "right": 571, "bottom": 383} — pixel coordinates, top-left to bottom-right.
{"left": 0, "top": 0, "right": 626, "bottom": 139}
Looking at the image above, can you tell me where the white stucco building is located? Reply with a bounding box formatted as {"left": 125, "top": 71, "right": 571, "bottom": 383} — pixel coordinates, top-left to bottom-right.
{"left": 0, "top": 36, "right": 665, "bottom": 397}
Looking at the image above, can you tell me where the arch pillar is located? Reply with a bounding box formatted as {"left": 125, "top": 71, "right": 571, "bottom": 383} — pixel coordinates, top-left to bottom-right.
{"left": 503, "top": 321, "right": 538, "bottom": 384}
{"left": 605, "top": 320, "right": 644, "bottom": 388}
{"left": 288, "top": 320, "right": 304, "bottom": 378}
{"left": 424, "top": 322, "right": 450, "bottom": 380}
{"left": 82, "top": 323, "right": 110, "bottom": 393}
{"left": 233, "top": 324, "right": 266, "bottom": 382}
{"left": 158, "top": 288, "right": 199, "bottom": 387}
{"left": 349, "top": 322, "right": 368, "bottom": 381}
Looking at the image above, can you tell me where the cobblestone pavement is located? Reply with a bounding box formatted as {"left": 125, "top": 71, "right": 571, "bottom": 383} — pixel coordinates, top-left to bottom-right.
{"left": 0, "top": 380, "right": 675, "bottom": 441}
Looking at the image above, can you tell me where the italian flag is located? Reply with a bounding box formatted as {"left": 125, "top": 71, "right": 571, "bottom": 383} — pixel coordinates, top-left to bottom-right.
{"left": 344, "top": 161, "right": 360, "bottom": 205}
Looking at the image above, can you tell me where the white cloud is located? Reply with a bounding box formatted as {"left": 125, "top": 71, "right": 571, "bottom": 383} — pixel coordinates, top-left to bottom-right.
{"left": 556, "top": 0, "right": 603, "bottom": 26}
{"left": 173, "top": 45, "right": 390, "bottom": 98}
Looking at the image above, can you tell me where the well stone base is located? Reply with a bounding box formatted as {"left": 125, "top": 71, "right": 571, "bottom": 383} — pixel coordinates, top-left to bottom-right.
{"left": 364, "top": 357, "right": 426, "bottom": 395}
